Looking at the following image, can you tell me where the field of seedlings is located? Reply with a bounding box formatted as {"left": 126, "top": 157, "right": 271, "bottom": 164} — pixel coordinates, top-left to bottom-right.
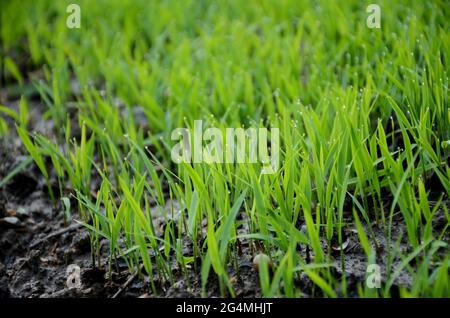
{"left": 0, "top": 0, "right": 449, "bottom": 298}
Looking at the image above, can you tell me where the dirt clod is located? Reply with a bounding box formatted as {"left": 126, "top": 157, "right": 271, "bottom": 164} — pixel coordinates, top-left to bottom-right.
{"left": 0, "top": 216, "right": 22, "bottom": 228}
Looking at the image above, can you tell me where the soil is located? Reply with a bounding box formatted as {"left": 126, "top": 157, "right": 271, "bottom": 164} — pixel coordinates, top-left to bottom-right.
{"left": 0, "top": 165, "right": 260, "bottom": 298}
